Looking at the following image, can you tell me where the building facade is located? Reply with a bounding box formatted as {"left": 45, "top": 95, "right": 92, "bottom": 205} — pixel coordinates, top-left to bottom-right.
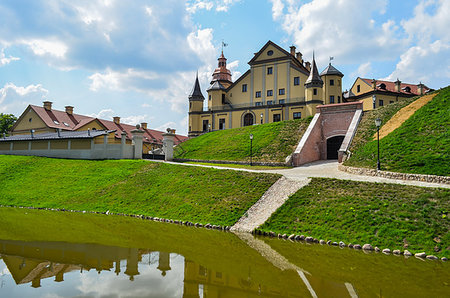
{"left": 188, "top": 41, "right": 344, "bottom": 137}
{"left": 344, "top": 77, "right": 431, "bottom": 111}
{"left": 10, "top": 101, "right": 188, "bottom": 154}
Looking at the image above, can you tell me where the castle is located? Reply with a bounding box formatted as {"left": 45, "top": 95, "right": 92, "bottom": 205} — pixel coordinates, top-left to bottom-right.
{"left": 188, "top": 41, "right": 344, "bottom": 137}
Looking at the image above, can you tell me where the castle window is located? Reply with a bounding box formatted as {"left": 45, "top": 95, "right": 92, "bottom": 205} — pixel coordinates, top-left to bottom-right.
{"left": 294, "top": 77, "right": 300, "bottom": 85}
{"left": 209, "top": 95, "right": 211, "bottom": 100}
{"left": 255, "top": 102, "right": 262, "bottom": 106}
{"left": 357, "top": 85, "right": 360, "bottom": 92}
{"left": 379, "top": 99, "right": 384, "bottom": 107}
{"left": 338, "top": 96, "right": 341, "bottom": 103}
{"left": 267, "top": 50, "right": 274, "bottom": 56}
{"left": 219, "top": 119, "right": 225, "bottom": 130}
{"left": 267, "top": 100, "right": 273, "bottom": 105}
{"left": 267, "top": 67, "right": 273, "bottom": 75}
{"left": 202, "top": 120, "right": 209, "bottom": 132}
{"left": 267, "top": 90, "right": 273, "bottom": 97}
{"left": 242, "top": 84, "right": 247, "bottom": 92}
{"left": 29, "top": 118, "right": 32, "bottom": 122}
{"left": 279, "top": 99, "right": 285, "bottom": 104}
{"left": 222, "top": 94, "right": 226, "bottom": 104}
{"left": 293, "top": 112, "right": 301, "bottom": 119}
{"left": 273, "top": 114, "right": 281, "bottom": 122}
{"left": 255, "top": 91, "right": 261, "bottom": 98}
{"left": 190, "top": 102, "right": 192, "bottom": 109}
{"left": 279, "top": 88, "right": 285, "bottom": 95}
{"left": 313, "top": 88, "right": 317, "bottom": 95}
{"left": 330, "top": 79, "right": 334, "bottom": 86}
{"left": 390, "top": 101, "right": 394, "bottom": 104}
{"left": 330, "top": 96, "right": 335, "bottom": 104}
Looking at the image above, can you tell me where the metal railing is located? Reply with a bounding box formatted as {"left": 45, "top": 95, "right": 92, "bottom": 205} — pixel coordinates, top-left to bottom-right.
{"left": 207, "top": 97, "right": 306, "bottom": 111}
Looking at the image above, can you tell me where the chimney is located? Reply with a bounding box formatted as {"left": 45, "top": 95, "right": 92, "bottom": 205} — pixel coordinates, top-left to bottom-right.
{"left": 141, "top": 122, "right": 148, "bottom": 129}
{"left": 290, "top": 46, "right": 296, "bottom": 56}
{"left": 395, "top": 79, "right": 401, "bottom": 92}
{"left": 371, "top": 79, "right": 377, "bottom": 90}
{"left": 305, "top": 61, "right": 311, "bottom": 71}
{"left": 113, "top": 116, "right": 120, "bottom": 124}
{"left": 417, "top": 82, "right": 424, "bottom": 95}
{"left": 296, "top": 52, "right": 303, "bottom": 63}
{"left": 43, "top": 101, "right": 52, "bottom": 111}
{"left": 65, "top": 106, "right": 74, "bottom": 115}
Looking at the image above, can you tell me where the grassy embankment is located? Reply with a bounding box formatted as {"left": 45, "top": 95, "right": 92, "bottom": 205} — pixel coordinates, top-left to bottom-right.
{"left": 259, "top": 178, "right": 450, "bottom": 257}
{"left": 174, "top": 118, "right": 311, "bottom": 163}
{"left": 345, "top": 86, "right": 449, "bottom": 176}
{"left": 0, "top": 155, "right": 280, "bottom": 226}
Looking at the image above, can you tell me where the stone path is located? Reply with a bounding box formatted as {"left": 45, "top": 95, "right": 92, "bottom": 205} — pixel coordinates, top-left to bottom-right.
{"left": 231, "top": 176, "right": 310, "bottom": 232}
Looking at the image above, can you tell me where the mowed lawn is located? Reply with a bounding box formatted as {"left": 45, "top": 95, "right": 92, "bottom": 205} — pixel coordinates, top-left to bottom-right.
{"left": 0, "top": 155, "right": 280, "bottom": 226}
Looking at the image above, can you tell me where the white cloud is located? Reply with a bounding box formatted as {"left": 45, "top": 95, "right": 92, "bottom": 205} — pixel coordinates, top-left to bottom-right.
{"left": 353, "top": 62, "right": 372, "bottom": 78}
{"left": 271, "top": 0, "right": 405, "bottom": 65}
{"left": 20, "top": 39, "right": 68, "bottom": 58}
{"left": 384, "top": 40, "right": 450, "bottom": 87}
{"left": 122, "top": 114, "right": 151, "bottom": 126}
{"left": 186, "top": 1, "right": 214, "bottom": 13}
{"left": 187, "top": 28, "right": 217, "bottom": 65}
{"left": 0, "top": 83, "right": 49, "bottom": 115}
{"left": 0, "top": 49, "right": 20, "bottom": 66}
{"left": 186, "top": 0, "right": 240, "bottom": 13}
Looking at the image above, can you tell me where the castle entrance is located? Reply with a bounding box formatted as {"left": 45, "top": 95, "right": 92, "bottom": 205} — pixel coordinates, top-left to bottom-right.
{"left": 243, "top": 113, "right": 254, "bottom": 126}
{"left": 326, "top": 136, "right": 345, "bottom": 160}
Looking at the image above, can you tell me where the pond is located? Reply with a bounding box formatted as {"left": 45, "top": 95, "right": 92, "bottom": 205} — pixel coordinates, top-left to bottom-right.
{"left": 0, "top": 207, "right": 448, "bottom": 297}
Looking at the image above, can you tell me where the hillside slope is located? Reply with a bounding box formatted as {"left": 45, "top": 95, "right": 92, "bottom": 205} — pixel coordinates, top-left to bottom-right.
{"left": 345, "top": 86, "right": 449, "bottom": 176}
{"left": 175, "top": 118, "right": 311, "bottom": 163}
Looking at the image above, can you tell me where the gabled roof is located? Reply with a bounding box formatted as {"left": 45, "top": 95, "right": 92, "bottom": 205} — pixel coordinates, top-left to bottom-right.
{"left": 13, "top": 105, "right": 188, "bottom": 146}
{"left": 359, "top": 78, "right": 431, "bottom": 95}
{"left": 320, "top": 63, "right": 344, "bottom": 77}
{"left": 189, "top": 73, "right": 204, "bottom": 101}
{"left": 247, "top": 40, "right": 309, "bottom": 74}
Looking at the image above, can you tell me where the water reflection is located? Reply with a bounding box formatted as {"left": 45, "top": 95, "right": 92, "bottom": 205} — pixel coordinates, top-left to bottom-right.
{"left": 0, "top": 208, "right": 448, "bottom": 297}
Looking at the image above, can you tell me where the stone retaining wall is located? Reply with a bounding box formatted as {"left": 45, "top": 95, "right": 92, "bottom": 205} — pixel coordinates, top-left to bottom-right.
{"left": 338, "top": 164, "right": 450, "bottom": 185}
{"left": 173, "top": 158, "right": 288, "bottom": 167}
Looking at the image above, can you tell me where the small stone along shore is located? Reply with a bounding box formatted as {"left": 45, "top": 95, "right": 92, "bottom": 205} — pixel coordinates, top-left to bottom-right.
{"left": 252, "top": 229, "right": 448, "bottom": 262}
{"left": 3, "top": 205, "right": 448, "bottom": 262}
{"left": 338, "top": 164, "right": 450, "bottom": 185}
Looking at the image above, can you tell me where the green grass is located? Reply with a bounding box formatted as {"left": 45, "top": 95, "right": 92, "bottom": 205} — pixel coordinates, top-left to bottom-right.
{"left": 0, "top": 155, "right": 280, "bottom": 226}
{"left": 259, "top": 178, "right": 450, "bottom": 257}
{"left": 345, "top": 87, "right": 449, "bottom": 176}
{"left": 175, "top": 118, "right": 312, "bottom": 163}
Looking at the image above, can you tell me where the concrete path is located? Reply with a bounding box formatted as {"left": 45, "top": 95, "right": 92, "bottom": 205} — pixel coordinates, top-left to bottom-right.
{"left": 156, "top": 159, "right": 449, "bottom": 189}
{"left": 231, "top": 176, "right": 310, "bottom": 232}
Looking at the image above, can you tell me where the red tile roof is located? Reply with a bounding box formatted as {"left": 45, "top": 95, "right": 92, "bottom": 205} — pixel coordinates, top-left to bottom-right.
{"left": 360, "top": 78, "right": 430, "bottom": 95}
{"left": 28, "top": 105, "right": 188, "bottom": 145}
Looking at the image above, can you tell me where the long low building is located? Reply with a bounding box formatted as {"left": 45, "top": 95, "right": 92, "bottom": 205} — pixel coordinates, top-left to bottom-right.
{"left": 9, "top": 101, "right": 188, "bottom": 154}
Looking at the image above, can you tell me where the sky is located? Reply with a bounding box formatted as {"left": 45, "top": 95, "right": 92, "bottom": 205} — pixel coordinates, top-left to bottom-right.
{"left": 0, "top": 0, "right": 449, "bottom": 136}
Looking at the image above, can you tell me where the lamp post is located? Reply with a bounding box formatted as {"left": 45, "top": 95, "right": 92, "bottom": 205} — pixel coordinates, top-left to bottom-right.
{"left": 249, "top": 134, "right": 254, "bottom": 166}
{"left": 260, "top": 113, "right": 263, "bottom": 124}
{"left": 208, "top": 123, "right": 211, "bottom": 132}
{"left": 375, "top": 118, "right": 382, "bottom": 170}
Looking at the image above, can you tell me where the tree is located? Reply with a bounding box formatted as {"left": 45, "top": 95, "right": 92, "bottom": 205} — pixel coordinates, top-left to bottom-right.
{"left": 0, "top": 113, "right": 17, "bottom": 135}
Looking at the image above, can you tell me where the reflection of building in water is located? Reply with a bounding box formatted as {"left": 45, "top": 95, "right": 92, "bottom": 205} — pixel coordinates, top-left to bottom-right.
{"left": 157, "top": 252, "right": 171, "bottom": 276}
{"left": 0, "top": 240, "right": 154, "bottom": 287}
{"left": 183, "top": 259, "right": 302, "bottom": 298}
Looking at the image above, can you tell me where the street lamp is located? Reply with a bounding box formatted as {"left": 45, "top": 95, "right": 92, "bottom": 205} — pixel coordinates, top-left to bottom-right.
{"left": 260, "top": 113, "right": 263, "bottom": 124}
{"left": 375, "top": 118, "right": 382, "bottom": 171}
{"left": 208, "top": 123, "right": 211, "bottom": 132}
{"left": 249, "top": 134, "right": 254, "bottom": 166}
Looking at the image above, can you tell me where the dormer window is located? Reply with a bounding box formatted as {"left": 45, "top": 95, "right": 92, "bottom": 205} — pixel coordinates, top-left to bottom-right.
{"left": 403, "top": 86, "right": 411, "bottom": 92}
{"left": 378, "top": 83, "right": 386, "bottom": 90}
{"left": 53, "top": 120, "right": 60, "bottom": 125}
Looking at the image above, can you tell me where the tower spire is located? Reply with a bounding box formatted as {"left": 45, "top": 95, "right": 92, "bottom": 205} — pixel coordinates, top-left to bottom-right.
{"left": 305, "top": 51, "right": 323, "bottom": 87}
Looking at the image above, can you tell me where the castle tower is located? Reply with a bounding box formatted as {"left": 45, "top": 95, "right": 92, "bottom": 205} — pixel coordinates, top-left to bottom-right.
{"left": 211, "top": 50, "right": 232, "bottom": 88}
{"left": 188, "top": 73, "right": 205, "bottom": 137}
{"left": 320, "top": 62, "right": 344, "bottom": 104}
{"left": 305, "top": 53, "right": 323, "bottom": 114}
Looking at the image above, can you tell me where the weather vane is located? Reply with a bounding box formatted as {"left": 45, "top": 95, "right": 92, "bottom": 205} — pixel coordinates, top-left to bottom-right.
{"left": 221, "top": 40, "right": 228, "bottom": 52}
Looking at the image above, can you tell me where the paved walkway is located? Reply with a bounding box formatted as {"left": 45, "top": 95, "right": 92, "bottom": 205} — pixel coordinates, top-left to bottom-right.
{"left": 158, "top": 159, "right": 449, "bottom": 189}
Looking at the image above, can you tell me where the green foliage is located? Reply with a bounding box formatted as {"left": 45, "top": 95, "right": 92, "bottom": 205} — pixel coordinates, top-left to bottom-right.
{"left": 260, "top": 178, "right": 450, "bottom": 257}
{"left": 175, "top": 118, "right": 312, "bottom": 163}
{"left": 346, "top": 87, "right": 450, "bottom": 176}
{"left": 0, "top": 155, "right": 280, "bottom": 226}
{"left": 0, "top": 113, "right": 17, "bottom": 135}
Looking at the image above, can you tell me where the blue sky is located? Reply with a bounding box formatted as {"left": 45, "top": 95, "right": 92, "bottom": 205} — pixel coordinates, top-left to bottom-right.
{"left": 0, "top": 0, "right": 449, "bottom": 135}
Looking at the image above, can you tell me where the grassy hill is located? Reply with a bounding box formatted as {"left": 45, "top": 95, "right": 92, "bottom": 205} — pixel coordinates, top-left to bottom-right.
{"left": 174, "top": 118, "right": 311, "bottom": 163}
{"left": 0, "top": 155, "right": 280, "bottom": 226}
{"left": 345, "top": 86, "right": 449, "bottom": 176}
{"left": 259, "top": 178, "right": 450, "bottom": 257}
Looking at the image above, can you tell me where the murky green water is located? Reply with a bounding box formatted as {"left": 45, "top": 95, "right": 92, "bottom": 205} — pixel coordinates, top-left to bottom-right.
{"left": 0, "top": 207, "right": 448, "bottom": 297}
